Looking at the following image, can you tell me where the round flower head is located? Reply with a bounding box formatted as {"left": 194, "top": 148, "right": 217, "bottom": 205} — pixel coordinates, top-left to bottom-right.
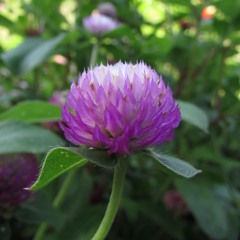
{"left": 98, "top": 2, "right": 117, "bottom": 18}
{"left": 49, "top": 91, "right": 66, "bottom": 107}
{"left": 83, "top": 13, "right": 118, "bottom": 35}
{"left": 0, "top": 154, "right": 38, "bottom": 207}
{"left": 60, "top": 62, "right": 181, "bottom": 155}
{"left": 164, "top": 190, "right": 190, "bottom": 216}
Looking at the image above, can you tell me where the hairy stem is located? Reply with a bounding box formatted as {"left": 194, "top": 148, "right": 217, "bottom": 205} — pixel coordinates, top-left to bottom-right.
{"left": 91, "top": 157, "right": 128, "bottom": 240}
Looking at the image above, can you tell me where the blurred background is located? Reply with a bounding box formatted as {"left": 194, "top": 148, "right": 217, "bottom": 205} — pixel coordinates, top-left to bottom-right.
{"left": 0, "top": 0, "right": 240, "bottom": 239}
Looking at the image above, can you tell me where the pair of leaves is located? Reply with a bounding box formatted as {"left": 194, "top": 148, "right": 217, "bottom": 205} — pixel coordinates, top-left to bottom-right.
{"left": 0, "top": 100, "right": 209, "bottom": 133}
{"left": 0, "top": 100, "right": 203, "bottom": 190}
{"left": 30, "top": 147, "right": 201, "bottom": 191}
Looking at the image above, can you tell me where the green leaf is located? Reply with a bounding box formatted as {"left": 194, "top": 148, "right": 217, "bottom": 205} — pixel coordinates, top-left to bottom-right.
{"left": 140, "top": 36, "right": 173, "bottom": 58}
{"left": 104, "top": 24, "right": 139, "bottom": 44}
{"left": 0, "top": 15, "right": 14, "bottom": 28}
{"left": 177, "top": 100, "right": 209, "bottom": 133}
{"left": 0, "top": 121, "right": 65, "bottom": 154}
{"left": 16, "top": 204, "right": 65, "bottom": 228}
{"left": 1, "top": 38, "right": 44, "bottom": 74}
{"left": 20, "top": 33, "right": 66, "bottom": 74}
{"left": 30, "top": 147, "right": 88, "bottom": 191}
{"left": 189, "top": 147, "right": 240, "bottom": 168}
{"left": 69, "top": 147, "right": 117, "bottom": 168}
{"left": 0, "top": 100, "right": 61, "bottom": 123}
{"left": 130, "top": 200, "right": 184, "bottom": 240}
{"left": 1, "top": 33, "right": 66, "bottom": 75}
{"left": 145, "top": 150, "right": 201, "bottom": 178}
{"left": 176, "top": 179, "right": 235, "bottom": 240}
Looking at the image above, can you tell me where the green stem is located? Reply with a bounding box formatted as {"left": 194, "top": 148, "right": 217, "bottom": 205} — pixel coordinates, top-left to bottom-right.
{"left": 53, "top": 169, "right": 76, "bottom": 208}
{"left": 33, "top": 169, "right": 77, "bottom": 240}
{"left": 90, "top": 40, "right": 99, "bottom": 67}
{"left": 91, "top": 157, "right": 128, "bottom": 240}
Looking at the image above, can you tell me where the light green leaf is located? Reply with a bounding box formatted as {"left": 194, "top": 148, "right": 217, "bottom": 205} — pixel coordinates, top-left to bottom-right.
{"left": 140, "top": 36, "right": 173, "bottom": 58}
{"left": 30, "top": 147, "right": 88, "bottom": 191}
{"left": 1, "top": 33, "right": 66, "bottom": 75}
{"left": 104, "top": 24, "right": 139, "bottom": 44}
{"left": 0, "top": 100, "right": 61, "bottom": 123}
{"left": 20, "top": 33, "right": 66, "bottom": 74}
{"left": 145, "top": 150, "right": 201, "bottom": 178}
{"left": 1, "top": 38, "right": 44, "bottom": 74}
{"left": 177, "top": 100, "right": 209, "bottom": 133}
{"left": 0, "top": 121, "right": 65, "bottom": 154}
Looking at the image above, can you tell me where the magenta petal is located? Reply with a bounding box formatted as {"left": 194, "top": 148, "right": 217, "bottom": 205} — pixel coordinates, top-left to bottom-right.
{"left": 104, "top": 104, "right": 126, "bottom": 137}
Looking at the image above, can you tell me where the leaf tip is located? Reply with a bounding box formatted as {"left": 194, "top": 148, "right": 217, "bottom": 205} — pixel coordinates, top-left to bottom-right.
{"left": 24, "top": 186, "right": 34, "bottom": 191}
{"left": 189, "top": 168, "right": 202, "bottom": 178}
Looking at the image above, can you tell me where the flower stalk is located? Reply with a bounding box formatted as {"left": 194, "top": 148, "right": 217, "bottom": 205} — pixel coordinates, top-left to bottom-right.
{"left": 91, "top": 156, "right": 128, "bottom": 240}
{"left": 90, "top": 40, "right": 99, "bottom": 67}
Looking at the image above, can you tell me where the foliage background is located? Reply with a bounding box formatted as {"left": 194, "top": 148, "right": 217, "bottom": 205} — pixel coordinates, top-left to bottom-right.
{"left": 0, "top": 0, "right": 240, "bottom": 239}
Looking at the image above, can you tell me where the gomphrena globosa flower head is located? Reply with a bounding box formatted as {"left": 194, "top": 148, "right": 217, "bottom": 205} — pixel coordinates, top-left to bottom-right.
{"left": 60, "top": 62, "right": 181, "bottom": 155}
{"left": 83, "top": 12, "right": 118, "bottom": 36}
{"left": 49, "top": 91, "right": 66, "bottom": 108}
{"left": 97, "top": 2, "right": 117, "bottom": 18}
{"left": 164, "top": 190, "right": 190, "bottom": 216}
{"left": 0, "top": 154, "right": 38, "bottom": 208}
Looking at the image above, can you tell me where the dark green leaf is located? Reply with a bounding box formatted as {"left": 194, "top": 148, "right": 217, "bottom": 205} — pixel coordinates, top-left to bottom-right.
{"left": 0, "top": 121, "right": 65, "bottom": 154}
{"left": 45, "top": 205, "right": 105, "bottom": 240}
{"left": 131, "top": 200, "right": 184, "bottom": 240}
{"left": 16, "top": 204, "right": 65, "bottom": 228}
{"left": 177, "top": 100, "right": 209, "bottom": 133}
{"left": 176, "top": 179, "right": 234, "bottom": 240}
{"left": 0, "top": 15, "right": 14, "bottom": 28}
{"left": 30, "top": 147, "right": 88, "bottom": 191}
{"left": 0, "top": 101, "right": 61, "bottom": 123}
{"left": 145, "top": 150, "right": 201, "bottom": 178}
{"left": 189, "top": 147, "right": 240, "bottom": 168}
{"left": 1, "top": 38, "right": 44, "bottom": 74}
{"left": 140, "top": 36, "right": 173, "bottom": 58}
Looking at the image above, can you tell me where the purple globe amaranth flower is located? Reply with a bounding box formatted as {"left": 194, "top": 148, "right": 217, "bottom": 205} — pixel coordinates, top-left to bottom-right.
{"left": 49, "top": 91, "right": 67, "bottom": 108}
{"left": 60, "top": 62, "right": 181, "bottom": 155}
{"left": 83, "top": 12, "right": 118, "bottom": 35}
{"left": 98, "top": 2, "right": 117, "bottom": 18}
{"left": 0, "top": 154, "right": 39, "bottom": 208}
{"left": 163, "top": 190, "right": 190, "bottom": 216}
